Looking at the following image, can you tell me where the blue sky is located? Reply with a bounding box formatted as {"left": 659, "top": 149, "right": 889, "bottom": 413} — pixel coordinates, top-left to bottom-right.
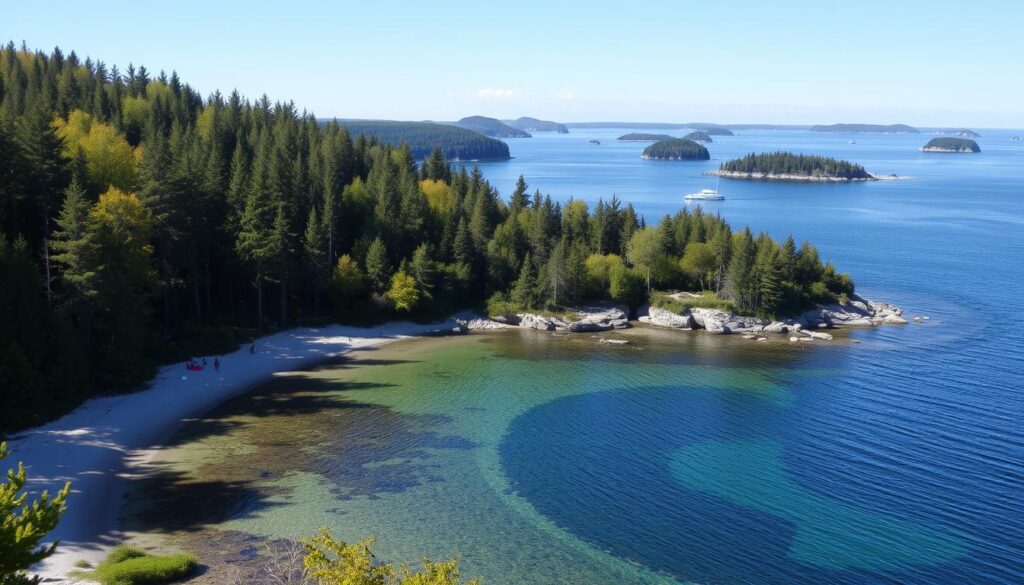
{"left": 6, "top": 1, "right": 1023, "bottom": 127}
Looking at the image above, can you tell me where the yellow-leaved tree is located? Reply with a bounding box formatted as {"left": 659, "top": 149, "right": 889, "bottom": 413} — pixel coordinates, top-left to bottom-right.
{"left": 302, "top": 528, "right": 480, "bottom": 585}
{"left": 386, "top": 270, "right": 419, "bottom": 312}
{"left": 54, "top": 109, "right": 140, "bottom": 192}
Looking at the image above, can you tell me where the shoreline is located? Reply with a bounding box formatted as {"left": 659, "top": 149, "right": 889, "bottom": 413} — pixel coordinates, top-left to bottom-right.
{"left": 12, "top": 300, "right": 906, "bottom": 580}
{"left": 8, "top": 320, "right": 453, "bottom": 582}
{"left": 706, "top": 170, "right": 878, "bottom": 182}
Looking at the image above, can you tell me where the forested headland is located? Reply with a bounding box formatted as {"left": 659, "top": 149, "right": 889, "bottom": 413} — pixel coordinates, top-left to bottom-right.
{"left": 0, "top": 43, "right": 854, "bottom": 433}
{"left": 507, "top": 117, "right": 568, "bottom": 133}
{"left": 717, "top": 152, "right": 874, "bottom": 180}
{"left": 331, "top": 120, "right": 510, "bottom": 160}
{"left": 451, "top": 115, "right": 531, "bottom": 138}
{"left": 641, "top": 139, "right": 710, "bottom": 160}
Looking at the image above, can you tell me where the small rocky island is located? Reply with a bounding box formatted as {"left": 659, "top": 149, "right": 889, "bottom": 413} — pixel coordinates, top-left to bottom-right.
{"left": 921, "top": 137, "right": 980, "bottom": 153}
{"left": 641, "top": 138, "right": 710, "bottom": 160}
{"left": 618, "top": 132, "right": 675, "bottom": 141}
{"left": 682, "top": 131, "right": 713, "bottom": 143}
{"left": 711, "top": 151, "right": 875, "bottom": 181}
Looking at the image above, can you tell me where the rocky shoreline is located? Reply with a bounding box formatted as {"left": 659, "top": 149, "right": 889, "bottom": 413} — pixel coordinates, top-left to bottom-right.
{"left": 707, "top": 170, "right": 877, "bottom": 182}
{"left": 433, "top": 293, "right": 909, "bottom": 343}
{"left": 637, "top": 293, "right": 906, "bottom": 341}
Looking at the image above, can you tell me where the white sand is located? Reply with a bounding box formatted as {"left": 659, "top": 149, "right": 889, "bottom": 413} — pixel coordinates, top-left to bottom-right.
{"left": 6, "top": 321, "right": 447, "bottom": 581}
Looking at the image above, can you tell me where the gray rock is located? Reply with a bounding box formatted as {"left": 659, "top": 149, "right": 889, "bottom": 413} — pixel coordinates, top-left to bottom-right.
{"left": 639, "top": 305, "right": 695, "bottom": 329}
{"left": 690, "top": 308, "right": 731, "bottom": 334}
{"left": 519, "top": 313, "right": 556, "bottom": 331}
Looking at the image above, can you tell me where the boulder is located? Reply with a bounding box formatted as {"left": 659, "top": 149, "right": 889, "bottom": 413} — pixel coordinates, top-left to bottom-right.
{"left": 519, "top": 313, "right": 556, "bottom": 331}
{"left": 564, "top": 305, "right": 631, "bottom": 332}
{"left": 764, "top": 321, "right": 790, "bottom": 334}
{"left": 690, "top": 308, "right": 731, "bottom": 334}
{"left": 568, "top": 320, "right": 613, "bottom": 332}
{"left": 638, "top": 305, "right": 695, "bottom": 329}
{"left": 883, "top": 314, "right": 909, "bottom": 325}
{"left": 802, "top": 330, "right": 833, "bottom": 341}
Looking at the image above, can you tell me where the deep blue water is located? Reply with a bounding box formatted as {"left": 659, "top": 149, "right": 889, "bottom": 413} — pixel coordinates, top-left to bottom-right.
{"left": 476, "top": 128, "right": 1024, "bottom": 584}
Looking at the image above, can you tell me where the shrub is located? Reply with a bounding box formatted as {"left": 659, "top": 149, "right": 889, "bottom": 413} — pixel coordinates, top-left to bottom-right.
{"left": 650, "top": 291, "right": 739, "bottom": 314}
{"left": 76, "top": 546, "right": 198, "bottom": 585}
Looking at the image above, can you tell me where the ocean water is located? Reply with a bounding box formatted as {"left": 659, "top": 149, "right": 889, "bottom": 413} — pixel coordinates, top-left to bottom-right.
{"left": 122, "top": 129, "right": 1024, "bottom": 584}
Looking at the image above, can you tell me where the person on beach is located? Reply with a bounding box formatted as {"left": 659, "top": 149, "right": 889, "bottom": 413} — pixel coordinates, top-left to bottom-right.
{"left": 214, "top": 357, "right": 220, "bottom": 371}
{"left": 250, "top": 343, "right": 256, "bottom": 354}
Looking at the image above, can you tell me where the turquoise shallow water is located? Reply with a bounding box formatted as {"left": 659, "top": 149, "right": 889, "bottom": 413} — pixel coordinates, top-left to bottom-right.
{"left": 124, "top": 129, "right": 1024, "bottom": 584}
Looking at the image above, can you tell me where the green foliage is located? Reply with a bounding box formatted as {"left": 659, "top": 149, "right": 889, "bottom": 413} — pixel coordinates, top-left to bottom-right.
{"left": 74, "top": 546, "right": 197, "bottom": 585}
{"left": 386, "top": 270, "right": 420, "bottom": 312}
{"left": 650, "top": 291, "right": 738, "bottom": 314}
{"left": 1, "top": 441, "right": 70, "bottom": 584}
{"left": 302, "top": 527, "right": 480, "bottom": 585}
{"left": 0, "top": 43, "right": 856, "bottom": 431}
{"left": 922, "top": 137, "right": 980, "bottom": 152}
{"left": 337, "top": 120, "right": 510, "bottom": 160}
{"left": 609, "top": 264, "right": 646, "bottom": 307}
{"left": 679, "top": 242, "right": 717, "bottom": 291}
{"left": 453, "top": 115, "right": 530, "bottom": 138}
{"left": 641, "top": 139, "right": 710, "bottom": 160}
{"left": 625, "top": 227, "right": 665, "bottom": 292}
{"left": 720, "top": 151, "right": 871, "bottom": 179}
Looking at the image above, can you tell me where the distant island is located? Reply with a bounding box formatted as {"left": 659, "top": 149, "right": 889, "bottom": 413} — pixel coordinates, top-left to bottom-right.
{"left": 921, "top": 137, "right": 980, "bottom": 153}
{"left": 712, "top": 152, "right": 875, "bottom": 181}
{"left": 618, "top": 132, "right": 675, "bottom": 141}
{"left": 588, "top": 139, "right": 601, "bottom": 145}
{"left": 453, "top": 115, "right": 531, "bottom": 138}
{"left": 687, "top": 124, "right": 734, "bottom": 136}
{"left": 336, "top": 120, "right": 511, "bottom": 160}
{"left": 641, "top": 139, "right": 710, "bottom": 161}
{"left": 682, "top": 131, "right": 713, "bottom": 143}
{"left": 566, "top": 122, "right": 733, "bottom": 135}
{"left": 810, "top": 123, "right": 919, "bottom": 134}
{"left": 949, "top": 129, "right": 981, "bottom": 138}
{"left": 507, "top": 117, "right": 569, "bottom": 133}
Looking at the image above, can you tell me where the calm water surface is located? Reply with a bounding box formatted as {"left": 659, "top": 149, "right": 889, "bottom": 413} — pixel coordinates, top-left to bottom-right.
{"left": 124, "top": 129, "right": 1023, "bottom": 584}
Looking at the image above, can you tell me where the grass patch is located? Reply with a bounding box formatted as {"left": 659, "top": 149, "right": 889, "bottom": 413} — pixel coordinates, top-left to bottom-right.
{"left": 650, "top": 290, "right": 741, "bottom": 314}
{"left": 72, "top": 546, "right": 198, "bottom": 585}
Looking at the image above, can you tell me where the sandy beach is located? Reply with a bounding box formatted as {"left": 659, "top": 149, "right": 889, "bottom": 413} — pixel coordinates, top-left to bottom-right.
{"left": 5, "top": 321, "right": 447, "bottom": 582}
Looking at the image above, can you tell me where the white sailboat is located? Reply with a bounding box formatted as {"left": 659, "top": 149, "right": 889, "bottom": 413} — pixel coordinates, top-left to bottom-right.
{"left": 685, "top": 176, "right": 725, "bottom": 201}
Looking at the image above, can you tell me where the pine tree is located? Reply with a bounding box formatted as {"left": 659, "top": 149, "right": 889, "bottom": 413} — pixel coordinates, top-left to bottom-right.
{"left": 364, "top": 236, "right": 390, "bottom": 293}
{"left": 0, "top": 441, "right": 71, "bottom": 582}
{"left": 509, "top": 175, "right": 529, "bottom": 211}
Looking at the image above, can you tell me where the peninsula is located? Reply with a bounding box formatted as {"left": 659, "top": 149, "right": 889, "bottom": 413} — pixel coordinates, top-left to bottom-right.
{"left": 618, "top": 132, "right": 675, "bottom": 141}
{"left": 453, "top": 115, "right": 532, "bottom": 138}
{"left": 641, "top": 138, "right": 710, "bottom": 160}
{"left": 335, "top": 119, "right": 511, "bottom": 160}
{"left": 810, "top": 123, "right": 919, "bottom": 134}
{"left": 507, "top": 116, "right": 569, "bottom": 133}
{"left": 921, "top": 137, "right": 981, "bottom": 152}
{"left": 712, "top": 152, "right": 875, "bottom": 181}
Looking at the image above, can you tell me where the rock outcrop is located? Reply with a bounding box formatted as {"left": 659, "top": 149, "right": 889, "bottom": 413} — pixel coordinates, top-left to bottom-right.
{"left": 637, "top": 293, "right": 907, "bottom": 340}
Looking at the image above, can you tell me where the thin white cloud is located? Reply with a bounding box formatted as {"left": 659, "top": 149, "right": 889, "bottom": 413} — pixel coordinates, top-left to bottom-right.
{"left": 477, "top": 88, "right": 517, "bottom": 99}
